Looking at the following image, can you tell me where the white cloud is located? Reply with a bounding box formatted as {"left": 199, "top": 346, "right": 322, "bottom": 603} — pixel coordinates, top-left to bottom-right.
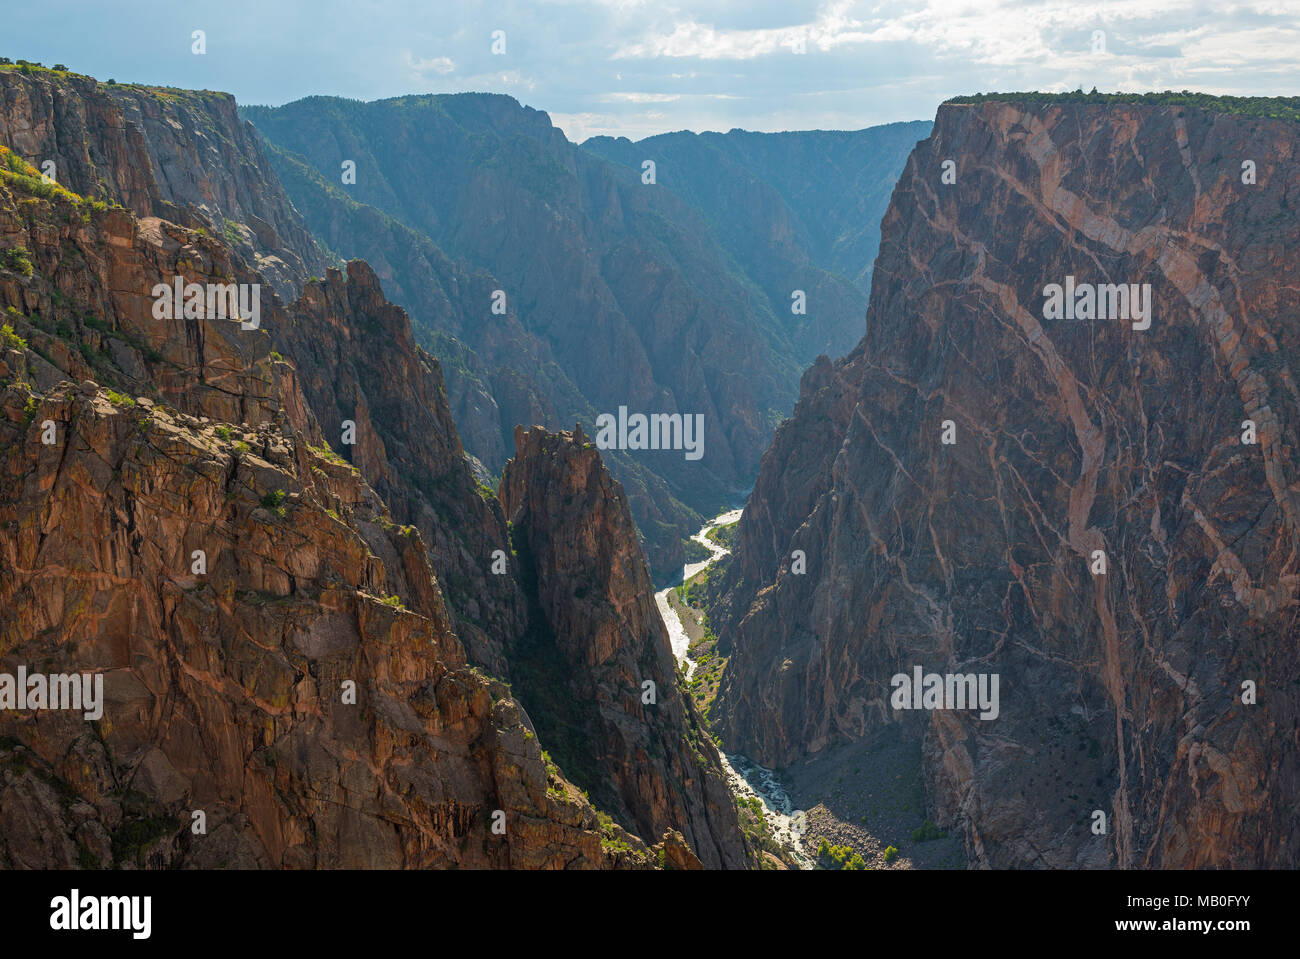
{"left": 403, "top": 52, "right": 456, "bottom": 76}
{"left": 463, "top": 69, "right": 538, "bottom": 91}
{"left": 598, "top": 92, "right": 681, "bottom": 102}
{"left": 613, "top": 19, "right": 807, "bottom": 60}
{"left": 606, "top": 0, "right": 1294, "bottom": 70}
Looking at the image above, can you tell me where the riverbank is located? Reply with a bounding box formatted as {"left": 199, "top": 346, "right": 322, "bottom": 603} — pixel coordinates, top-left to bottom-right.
{"left": 655, "top": 507, "right": 813, "bottom": 870}
{"left": 654, "top": 508, "right": 964, "bottom": 872}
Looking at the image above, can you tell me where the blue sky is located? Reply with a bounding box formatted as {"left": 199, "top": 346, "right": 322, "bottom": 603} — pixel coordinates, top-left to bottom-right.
{"left": 7, "top": 1, "right": 1299, "bottom": 140}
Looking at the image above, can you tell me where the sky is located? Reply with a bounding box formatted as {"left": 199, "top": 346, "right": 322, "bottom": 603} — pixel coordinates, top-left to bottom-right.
{"left": 6, "top": 1, "right": 1300, "bottom": 142}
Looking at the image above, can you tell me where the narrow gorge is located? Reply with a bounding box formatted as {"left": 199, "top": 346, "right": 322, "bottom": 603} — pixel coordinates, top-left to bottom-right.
{"left": 1, "top": 53, "right": 1296, "bottom": 878}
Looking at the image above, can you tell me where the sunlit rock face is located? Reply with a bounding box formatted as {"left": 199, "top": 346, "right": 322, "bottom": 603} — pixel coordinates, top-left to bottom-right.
{"left": 0, "top": 67, "right": 741, "bottom": 870}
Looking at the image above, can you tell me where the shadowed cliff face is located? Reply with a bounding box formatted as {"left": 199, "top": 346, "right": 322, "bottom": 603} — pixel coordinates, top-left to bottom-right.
{"left": 270, "top": 259, "right": 531, "bottom": 681}
{"left": 582, "top": 122, "right": 931, "bottom": 360}
{"left": 249, "top": 103, "right": 930, "bottom": 581}
{"left": 713, "top": 99, "right": 1300, "bottom": 868}
{"left": 501, "top": 425, "right": 748, "bottom": 869}
{"left": 244, "top": 94, "right": 789, "bottom": 489}
{"left": 256, "top": 143, "right": 699, "bottom": 578}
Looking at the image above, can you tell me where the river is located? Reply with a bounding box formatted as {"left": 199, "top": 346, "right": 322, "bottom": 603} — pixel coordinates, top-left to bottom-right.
{"left": 654, "top": 508, "right": 814, "bottom": 869}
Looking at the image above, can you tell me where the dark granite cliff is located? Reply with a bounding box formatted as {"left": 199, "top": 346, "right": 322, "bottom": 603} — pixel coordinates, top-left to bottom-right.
{"left": 502, "top": 425, "right": 747, "bottom": 868}
{"left": 0, "top": 68, "right": 328, "bottom": 299}
{"left": 711, "top": 95, "right": 1300, "bottom": 869}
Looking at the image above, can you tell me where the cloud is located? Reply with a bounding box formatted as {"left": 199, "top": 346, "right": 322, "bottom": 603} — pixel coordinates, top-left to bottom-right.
{"left": 606, "top": 0, "right": 1298, "bottom": 72}
{"left": 403, "top": 52, "right": 455, "bottom": 76}
{"left": 598, "top": 92, "right": 682, "bottom": 102}
{"left": 612, "top": 18, "right": 807, "bottom": 60}
{"left": 594, "top": 91, "right": 747, "bottom": 104}
{"left": 9, "top": 0, "right": 1297, "bottom": 140}
{"left": 462, "top": 69, "right": 538, "bottom": 91}
{"left": 609, "top": 0, "right": 893, "bottom": 61}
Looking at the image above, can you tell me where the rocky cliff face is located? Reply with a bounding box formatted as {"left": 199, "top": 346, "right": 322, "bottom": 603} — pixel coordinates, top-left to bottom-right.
{"left": 671, "top": 123, "right": 933, "bottom": 295}
{"left": 0, "top": 67, "right": 327, "bottom": 299}
{"left": 268, "top": 259, "right": 530, "bottom": 681}
{"left": 0, "top": 64, "right": 535, "bottom": 680}
{"left": 712, "top": 96, "right": 1300, "bottom": 868}
{"left": 501, "top": 425, "right": 747, "bottom": 868}
{"left": 0, "top": 67, "right": 746, "bottom": 869}
{"left": 250, "top": 99, "right": 930, "bottom": 584}
{"left": 0, "top": 148, "right": 622, "bottom": 868}
{"left": 258, "top": 143, "right": 697, "bottom": 576}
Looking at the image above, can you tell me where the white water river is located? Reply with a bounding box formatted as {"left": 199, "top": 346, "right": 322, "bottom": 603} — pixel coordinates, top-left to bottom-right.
{"left": 654, "top": 508, "right": 814, "bottom": 869}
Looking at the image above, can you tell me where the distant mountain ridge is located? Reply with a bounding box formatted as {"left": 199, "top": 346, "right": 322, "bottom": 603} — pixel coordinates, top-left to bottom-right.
{"left": 244, "top": 94, "right": 927, "bottom": 579}
{"left": 582, "top": 120, "right": 931, "bottom": 306}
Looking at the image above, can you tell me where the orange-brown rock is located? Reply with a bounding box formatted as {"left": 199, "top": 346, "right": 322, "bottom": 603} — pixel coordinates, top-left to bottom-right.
{"left": 0, "top": 381, "right": 608, "bottom": 868}
{"left": 0, "top": 137, "right": 640, "bottom": 869}
{"left": 0, "top": 68, "right": 327, "bottom": 299}
{"left": 271, "top": 259, "right": 529, "bottom": 680}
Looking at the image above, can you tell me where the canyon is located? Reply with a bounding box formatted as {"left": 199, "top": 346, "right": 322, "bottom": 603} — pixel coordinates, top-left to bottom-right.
{"left": 1, "top": 58, "right": 1296, "bottom": 872}
{"left": 243, "top": 96, "right": 925, "bottom": 578}
{"left": 0, "top": 64, "right": 751, "bottom": 870}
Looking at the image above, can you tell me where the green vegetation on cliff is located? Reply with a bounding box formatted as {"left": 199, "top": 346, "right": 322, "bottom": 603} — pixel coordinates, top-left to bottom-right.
{"left": 947, "top": 90, "right": 1300, "bottom": 122}
{"left": 682, "top": 537, "right": 711, "bottom": 564}
{"left": 816, "top": 837, "right": 869, "bottom": 870}
{"left": 1, "top": 144, "right": 96, "bottom": 209}
{"left": 705, "top": 520, "right": 738, "bottom": 549}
